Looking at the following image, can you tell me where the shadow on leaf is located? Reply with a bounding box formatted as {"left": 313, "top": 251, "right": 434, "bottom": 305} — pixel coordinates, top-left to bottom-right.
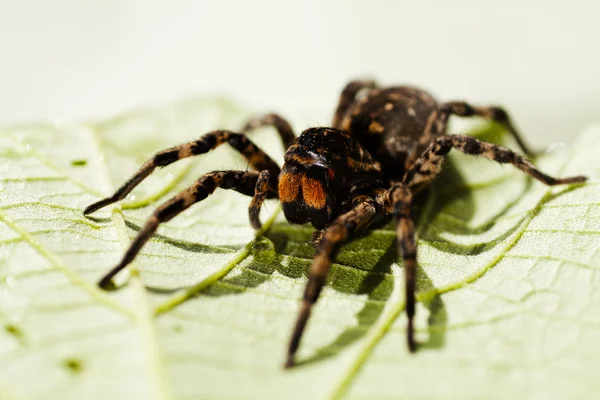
{"left": 143, "top": 123, "right": 587, "bottom": 366}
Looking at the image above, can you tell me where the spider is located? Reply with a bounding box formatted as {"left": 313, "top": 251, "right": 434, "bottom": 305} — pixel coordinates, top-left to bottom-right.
{"left": 84, "top": 80, "right": 587, "bottom": 368}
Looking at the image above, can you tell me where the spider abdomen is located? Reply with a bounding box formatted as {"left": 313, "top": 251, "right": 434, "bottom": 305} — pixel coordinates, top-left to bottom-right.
{"left": 339, "top": 86, "right": 440, "bottom": 179}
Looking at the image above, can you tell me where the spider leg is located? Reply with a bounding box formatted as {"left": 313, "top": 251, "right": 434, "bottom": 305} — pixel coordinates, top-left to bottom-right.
{"left": 425, "top": 101, "right": 536, "bottom": 156}
{"left": 248, "top": 170, "right": 278, "bottom": 229}
{"left": 286, "top": 197, "right": 377, "bottom": 368}
{"left": 311, "top": 229, "right": 325, "bottom": 249}
{"left": 97, "top": 170, "right": 259, "bottom": 289}
{"left": 332, "top": 79, "right": 378, "bottom": 129}
{"left": 242, "top": 113, "right": 296, "bottom": 150}
{"left": 376, "top": 185, "right": 417, "bottom": 352}
{"left": 84, "top": 130, "right": 280, "bottom": 215}
{"left": 405, "top": 134, "right": 587, "bottom": 192}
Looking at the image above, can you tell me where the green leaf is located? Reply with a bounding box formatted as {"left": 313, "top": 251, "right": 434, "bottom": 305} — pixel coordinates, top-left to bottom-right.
{"left": 0, "top": 98, "right": 599, "bottom": 400}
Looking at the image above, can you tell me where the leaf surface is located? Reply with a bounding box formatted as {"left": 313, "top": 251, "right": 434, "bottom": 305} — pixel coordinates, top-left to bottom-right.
{"left": 0, "top": 99, "right": 598, "bottom": 400}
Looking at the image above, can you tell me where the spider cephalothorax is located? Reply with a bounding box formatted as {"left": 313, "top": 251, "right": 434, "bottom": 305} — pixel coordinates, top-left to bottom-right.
{"left": 279, "top": 127, "right": 382, "bottom": 229}
{"left": 84, "top": 80, "right": 587, "bottom": 368}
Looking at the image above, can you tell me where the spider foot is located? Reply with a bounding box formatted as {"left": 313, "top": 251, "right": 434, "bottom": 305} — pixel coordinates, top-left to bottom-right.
{"left": 284, "top": 355, "right": 295, "bottom": 369}
{"left": 98, "top": 276, "right": 118, "bottom": 291}
{"left": 407, "top": 319, "right": 417, "bottom": 353}
{"left": 84, "top": 197, "right": 117, "bottom": 215}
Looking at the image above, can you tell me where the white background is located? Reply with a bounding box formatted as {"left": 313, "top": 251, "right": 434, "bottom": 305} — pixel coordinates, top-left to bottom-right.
{"left": 1, "top": 0, "right": 599, "bottom": 147}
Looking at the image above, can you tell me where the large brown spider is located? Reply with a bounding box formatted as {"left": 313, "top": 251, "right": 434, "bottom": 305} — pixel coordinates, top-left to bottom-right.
{"left": 84, "top": 80, "right": 587, "bottom": 368}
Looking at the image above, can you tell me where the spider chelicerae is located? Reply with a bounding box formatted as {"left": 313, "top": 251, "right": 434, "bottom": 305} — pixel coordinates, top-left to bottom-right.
{"left": 84, "top": 80, "right": 587, "bottom": 368}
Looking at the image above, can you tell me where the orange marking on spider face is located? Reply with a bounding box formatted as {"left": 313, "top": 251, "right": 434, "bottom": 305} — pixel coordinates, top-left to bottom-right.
{"left": 301, "top": 176, "right": 326, "bottom": 209}
{"left": 278, "top": 171, "right": 302, "bottom": 203}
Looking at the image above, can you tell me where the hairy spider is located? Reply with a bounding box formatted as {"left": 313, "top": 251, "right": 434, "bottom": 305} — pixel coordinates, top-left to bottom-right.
{"left": 84, "top": 80, "right": 587, "bottom": 368}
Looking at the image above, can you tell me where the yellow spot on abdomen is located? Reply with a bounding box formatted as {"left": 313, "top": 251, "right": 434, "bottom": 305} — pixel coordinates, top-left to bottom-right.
{"left": 368, "top": 120, "right": 385, "bottom": 133}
